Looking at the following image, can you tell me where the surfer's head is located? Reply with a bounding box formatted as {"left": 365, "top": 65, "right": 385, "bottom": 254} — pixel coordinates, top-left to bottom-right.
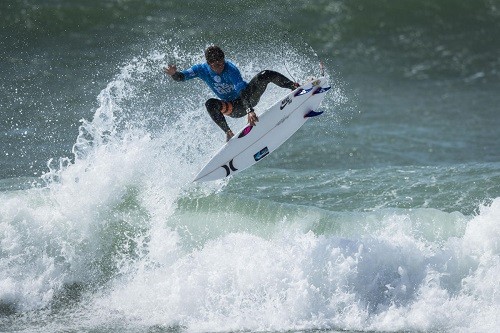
{"left": 205, "top": 45, "right": 225, "bottom": 74}
{"left": 205, "top": 45, "right": 225, "bottom": 63}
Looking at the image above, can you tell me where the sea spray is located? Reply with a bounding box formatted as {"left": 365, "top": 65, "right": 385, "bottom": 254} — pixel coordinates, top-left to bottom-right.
{"left": 1, "top": 45, "right": 322, "bottom": 315}
{"left": 0, "top": 51, "right": 208, "bottom": 315}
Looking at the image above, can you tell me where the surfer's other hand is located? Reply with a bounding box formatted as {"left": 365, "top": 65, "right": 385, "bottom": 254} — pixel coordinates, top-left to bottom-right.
{"left": 164, "top": 65, "right": 177, "bottom": 76}
{"left": 247, "top": 110, "right": 258, "bottom": 126}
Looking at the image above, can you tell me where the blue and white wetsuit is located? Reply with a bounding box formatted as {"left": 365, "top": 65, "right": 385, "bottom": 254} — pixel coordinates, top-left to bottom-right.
{"left": 180, "top": 61, "right": 248, "bottom": 102}
{"left": 171, "top": 61, "right": 296, "bottom": 133}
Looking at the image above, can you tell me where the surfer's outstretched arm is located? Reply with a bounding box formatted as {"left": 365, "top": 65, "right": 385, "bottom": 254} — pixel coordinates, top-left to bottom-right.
{"left": 164, "top": 64, "right": 185, "bottom": 81}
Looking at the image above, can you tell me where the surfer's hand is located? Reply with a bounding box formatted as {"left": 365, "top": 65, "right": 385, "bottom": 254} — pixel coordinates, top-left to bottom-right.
{"left": 247, "top": 110, "right": 258, "bottom": 126}
{"left": 164, "top": 65, "right": 177, "bottom": 76}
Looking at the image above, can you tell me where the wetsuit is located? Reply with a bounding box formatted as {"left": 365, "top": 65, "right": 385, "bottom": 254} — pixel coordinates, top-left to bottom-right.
{"left": 172, "top": 61, "right": 296, "bottom": 133}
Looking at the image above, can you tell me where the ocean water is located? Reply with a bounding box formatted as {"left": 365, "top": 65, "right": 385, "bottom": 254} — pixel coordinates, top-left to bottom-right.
{"left": 1, "top": 1, "right": 499, "bottom": 332}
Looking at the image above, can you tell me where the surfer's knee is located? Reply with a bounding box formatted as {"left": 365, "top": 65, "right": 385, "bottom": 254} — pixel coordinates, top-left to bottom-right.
{"left": 205, "top": 98, "right": 220, "bottom": 113}
{"left": 205, "top": 98, "right": 233, "bottom": 116}
{"left": 257, "top": 70, "right": 294, "bottom": 89}
{"left": 256, "top": 70, "right": 275, "bottom": 81}
{"left": 204, "top": 99, "right": 232, "bottom": 133}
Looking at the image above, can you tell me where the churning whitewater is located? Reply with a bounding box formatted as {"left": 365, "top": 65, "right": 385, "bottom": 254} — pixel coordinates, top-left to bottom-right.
{"left": 1, "top": 1, "right": 500, "bottom": 332}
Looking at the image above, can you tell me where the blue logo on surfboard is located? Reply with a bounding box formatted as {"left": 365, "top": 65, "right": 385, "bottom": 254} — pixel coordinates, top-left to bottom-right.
{"left": 313, "top": 86, "right": 331, "bottom": 95}
{"left": 253, "top": 147, "right": 269, "bottom": 161}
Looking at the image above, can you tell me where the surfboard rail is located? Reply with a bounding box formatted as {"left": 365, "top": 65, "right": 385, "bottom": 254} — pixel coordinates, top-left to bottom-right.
{"left": 194, "top": 77, "right": 330, "bottom": 182}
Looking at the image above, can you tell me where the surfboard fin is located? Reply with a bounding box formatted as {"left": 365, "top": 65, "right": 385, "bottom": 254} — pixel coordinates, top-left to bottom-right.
{"left": 304, "top": 110, "right": 323, "bottom": 118}
{"left": 294, "top": 87, "right": 312, "bottom": 97}
{"left": 313, "top": 86, "right": 331, "bottom": 95}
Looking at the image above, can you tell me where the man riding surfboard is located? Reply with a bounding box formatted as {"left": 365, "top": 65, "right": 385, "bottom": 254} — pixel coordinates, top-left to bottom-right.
{"left": 164, "top": 45, "right": 299, "bottom": 141}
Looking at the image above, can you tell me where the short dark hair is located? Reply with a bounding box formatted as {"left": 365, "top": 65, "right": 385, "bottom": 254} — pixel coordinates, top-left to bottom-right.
{"left": 205, "top": 45, "right": 225, "bottom": 63}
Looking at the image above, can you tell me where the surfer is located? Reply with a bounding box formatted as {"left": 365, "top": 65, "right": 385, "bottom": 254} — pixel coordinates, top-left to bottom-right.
{"left": 164, "top": 45, "right": 299, "bottom": 141}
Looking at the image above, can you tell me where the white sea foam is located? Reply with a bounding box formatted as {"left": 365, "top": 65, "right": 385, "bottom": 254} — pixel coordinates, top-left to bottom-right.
{"left": 87, "top": 199, "right": 499, "bottom": 333}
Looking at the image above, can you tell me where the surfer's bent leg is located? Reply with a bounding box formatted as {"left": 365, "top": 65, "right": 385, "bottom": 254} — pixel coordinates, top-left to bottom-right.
{"left": 205, "top": 98, "right": 233, "bottom": 133}
{"left": 204, "top": 71, "right": 297, "bottom": 131}
{"left": 240, "top": 70, "right": 296, "bottom": 107}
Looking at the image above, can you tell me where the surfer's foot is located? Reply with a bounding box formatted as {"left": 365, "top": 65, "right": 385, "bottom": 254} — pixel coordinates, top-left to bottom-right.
{"left": 226, "top": 130, "right": 234, "bottom": 142}
{"left": 290, "top": 82, "right": 300, "bottom": 90}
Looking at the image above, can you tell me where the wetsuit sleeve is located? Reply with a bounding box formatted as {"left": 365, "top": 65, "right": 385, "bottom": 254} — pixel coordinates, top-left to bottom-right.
{"left": 180, "top": 64, "right": 202, "bottom": 81}
{"left": 171, "top": 72, "right": 185, "bottom": 81}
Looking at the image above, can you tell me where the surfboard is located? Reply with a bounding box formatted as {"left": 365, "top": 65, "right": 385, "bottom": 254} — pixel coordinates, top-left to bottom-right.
{"left": 193, "top": 77, "right": 330, "bottom": 182}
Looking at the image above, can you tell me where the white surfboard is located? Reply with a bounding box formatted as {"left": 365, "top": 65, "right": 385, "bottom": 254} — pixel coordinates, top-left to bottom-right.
{"left": 194, "top": 77, "right": 330, "bottom": 182}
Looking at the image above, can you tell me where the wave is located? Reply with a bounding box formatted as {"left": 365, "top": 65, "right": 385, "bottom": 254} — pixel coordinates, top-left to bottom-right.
{"left": 93, "top": 199, "right": 499, "bottom": 333}
{"left": 1, "top": 44, "right": 498, "bottom": 333}
{"left": 2, "top": 191, "right": 499, "bottom": 332}
{"left": 0, "top": 45, "right": 330, "bottom": 312}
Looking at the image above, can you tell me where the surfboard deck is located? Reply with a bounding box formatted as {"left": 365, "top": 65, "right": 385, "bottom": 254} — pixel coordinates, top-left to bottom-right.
{"left": 194, "top": 77, "right": 330, "bottom": 182}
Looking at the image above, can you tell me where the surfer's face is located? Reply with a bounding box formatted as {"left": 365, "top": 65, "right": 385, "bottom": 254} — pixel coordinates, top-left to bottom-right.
{"left": 208, "top": 59, "right": 225, "bottom": 74}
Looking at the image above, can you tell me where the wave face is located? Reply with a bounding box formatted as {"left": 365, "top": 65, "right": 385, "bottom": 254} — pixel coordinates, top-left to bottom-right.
{"left": 1, "top": 0, "right": 499, "bottom": 332}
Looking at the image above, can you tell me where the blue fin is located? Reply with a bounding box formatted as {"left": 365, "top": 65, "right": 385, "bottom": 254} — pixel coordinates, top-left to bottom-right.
{"left": 294, "top": 87, "right": 312, "bottom": 97}
{"left": 313, "top": 86, "right": 331, "bottom": 95}
{"left": 304, "top": 110, "right": 324, "bottom": 118}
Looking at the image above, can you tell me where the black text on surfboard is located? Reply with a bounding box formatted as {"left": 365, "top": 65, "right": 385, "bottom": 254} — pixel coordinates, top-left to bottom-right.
{"left": 280, "top": 96, "right": 292, "bottom": 110}
{"left": 221, "top": 159, "right": 238, "bottom": 177}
